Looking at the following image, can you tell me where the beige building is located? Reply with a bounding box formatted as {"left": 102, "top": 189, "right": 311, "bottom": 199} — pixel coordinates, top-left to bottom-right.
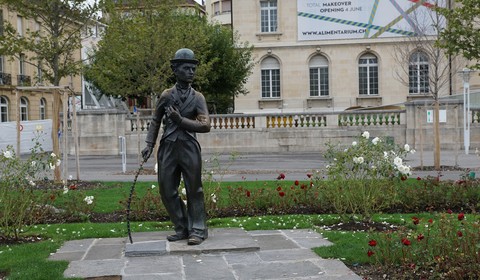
{"left": 205, "top": 0, "right": 479, "bottom": 114}
{"left": 0, "top": 5, "right": 82, "bottom": 123}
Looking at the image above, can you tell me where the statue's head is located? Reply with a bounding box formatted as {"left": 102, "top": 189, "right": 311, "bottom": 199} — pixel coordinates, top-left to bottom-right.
{"left": 171, "top": 48, "right": 198, "bottom": 84}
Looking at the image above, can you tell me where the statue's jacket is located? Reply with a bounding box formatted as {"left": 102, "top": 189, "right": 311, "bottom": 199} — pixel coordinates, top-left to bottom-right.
{"left": 145, "top": 86, "right": 210, "bottom": 147}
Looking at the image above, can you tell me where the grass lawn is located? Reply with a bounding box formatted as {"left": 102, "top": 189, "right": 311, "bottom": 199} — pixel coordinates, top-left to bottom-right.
{"left": 1, "top": 180, "right": 479, "bottom": 279}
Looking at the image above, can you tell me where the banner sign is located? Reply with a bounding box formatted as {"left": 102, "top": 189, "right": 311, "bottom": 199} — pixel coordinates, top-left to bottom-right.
{"left": 297, "top": 0, "right": 444, "bottom": 41}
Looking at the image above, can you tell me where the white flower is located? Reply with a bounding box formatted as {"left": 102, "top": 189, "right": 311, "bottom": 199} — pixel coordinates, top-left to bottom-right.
{"left": 372, "top": 137, "right": 380, "bottom": 145}
{"left": 393, "top": 157, "right": 403, "bottom": 166}
{"left": 211, "top": 193, "right": 217, "bottom": 203}
{"left": 154, "top": 163, "right": 158, "bottom": 174}
{"left": 49, "top": 163, "right": 56, "bottom": 170}
{"left": 63, "top": 186, "right": 68, "bottom": 194}
{"left": 397, "top": 165, "right": 406, "bottom": 173}
{"left": 404, "top": 144, "right": 410, "bottom": 152}
{"left": 68, "top": 175, "right": 73, "bottom": 180}
{"left": 325, "top": 164, "right": 330, "bottom": 169}
{"left": 3, "top": 150, "right": 13, "bottom": 159}
{"left": 181, "top": 188, "right": 187, "bottom": 196}
{"left": 29, "top": 180, "right": 36, "bottom": 187}
{"left": 362, "top": 131, "right": 370, "bottom": 139}
{"left": 352, "top": 141, "right": 357, "bottom": 146}
{"left": 84, "top": 196, "right": 94, "bottom": 205}
{"left": 151, "top": 184, "right": 156, "bottom": 189}
{"left": 50, "top": 153, "right": 56, "bottom": 158}
{"left": 353, "top": 156, "right": 364, "bottom": 164}
{"left": 31, "top": 161, "right": 36, "bottom": 167}
{"left": 410, "top": 149, "right": 416, "bottom": 154}
{"left": 383, "top": 151, "right": 389, "bottom": 159}
{"left": 56, "top": 159, "right": 61, "bottom": 166}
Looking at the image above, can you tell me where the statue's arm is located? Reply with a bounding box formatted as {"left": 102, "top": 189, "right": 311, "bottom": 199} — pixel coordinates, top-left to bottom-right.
{"left": 177, "top": 93, "right": 210, "bottom": 133}
{"left": 142, "top": 92, "right": 168, "bottom": 161}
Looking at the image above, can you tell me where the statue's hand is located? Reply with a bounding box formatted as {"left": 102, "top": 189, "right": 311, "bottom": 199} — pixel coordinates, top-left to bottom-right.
{"left": 141, "top": 146, "right": 153, "bottom": 162}
{"left": 166, "top": 106, "right": 182, "bottom": 124}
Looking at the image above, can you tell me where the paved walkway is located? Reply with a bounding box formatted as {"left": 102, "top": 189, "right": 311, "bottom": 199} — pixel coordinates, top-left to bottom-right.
{"left": 50, "top": 229, "right": 361, "bottom": 280}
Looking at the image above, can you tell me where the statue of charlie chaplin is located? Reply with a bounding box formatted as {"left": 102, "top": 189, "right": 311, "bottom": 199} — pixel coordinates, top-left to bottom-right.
{"left": 141, "top": 48, "right": 210, "bottom": 245}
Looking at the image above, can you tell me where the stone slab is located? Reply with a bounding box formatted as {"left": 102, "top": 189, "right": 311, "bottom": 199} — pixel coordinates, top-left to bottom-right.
{"left": 84, "top": 244, "right": 124, "bottom": 260}
{"left": 48, "top": 251, "right": 86, "bottom": 262}
{"left": 232, "top": 260, "right": 324, "bottom": 280}
{"left": 64, "top": 259, "right": 125, "bottom": 278}
{"left": 125, "top": 241, "right": 167, "bottom": 257}
{"left": 183, "top": 254, "right": 236, "bottom": 280}
{"left": 123, "top": 255, "right": 181, "bottom": 275}
{"left": 251, "top": 234, "right": 299, "bottom": 251}
{"left": 168, "top": 228, "right": 260, "bottom": 255}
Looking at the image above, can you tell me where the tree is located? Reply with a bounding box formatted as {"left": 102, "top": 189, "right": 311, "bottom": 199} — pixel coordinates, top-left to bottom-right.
{"left": 0, "top": 0, "right": 102, "bottom": 181}
{"left": 0, "top": 0, "right": 102, "bottom": 86}
{"left": 392, "top": 0, "right": 462, "bottom": 170}
{"left": 436, "top": 0, "right": 480, "bottom": 70}
{"left": 85, "top": 0, "right": 254, "bottom": 113}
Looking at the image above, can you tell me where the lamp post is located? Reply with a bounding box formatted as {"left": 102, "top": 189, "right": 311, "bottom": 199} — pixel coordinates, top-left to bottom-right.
{"left": 460, "top": 68, "right": 474, "bottom": 154}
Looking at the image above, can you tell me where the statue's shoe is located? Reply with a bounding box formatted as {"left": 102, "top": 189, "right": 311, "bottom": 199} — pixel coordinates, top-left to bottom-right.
{"left": 187, "top": 235, "right": 203, "bottom": 245}
{"left": 167, "top": 233, "right": 189, "bottom": 242}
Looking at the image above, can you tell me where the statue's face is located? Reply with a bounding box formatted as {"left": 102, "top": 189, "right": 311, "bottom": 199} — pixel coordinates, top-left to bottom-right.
{"left": 174, "top": 62, "right": 197, "bottom": 84}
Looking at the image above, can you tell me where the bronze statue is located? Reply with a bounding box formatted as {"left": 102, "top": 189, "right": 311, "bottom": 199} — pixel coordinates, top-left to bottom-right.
{"left": 141, "top": 48, "right": 210, "bottom": 245}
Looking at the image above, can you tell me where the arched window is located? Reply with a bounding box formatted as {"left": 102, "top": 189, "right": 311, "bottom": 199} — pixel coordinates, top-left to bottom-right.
{"left": 0, "top": 96, "right": 8, "bottom": 122}
{"left": 20, "top": 96, "right": 28, "bottom": 121}
{"left": 40, "top": 98, "right": 46, "bottom": 119}
{"left": 358, "top": 53, "right": 378, "bottom": 95}
{"left": 309, "top": 55, "right": 329, "bottom": 97}
{"left": 409, "top": 51, "right": 429, "bottom": 94}
{"left": 261, "top": 57, "right": 280, "bottom": 98}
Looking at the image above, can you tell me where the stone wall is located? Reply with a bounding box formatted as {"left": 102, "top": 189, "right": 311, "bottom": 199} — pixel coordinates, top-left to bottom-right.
{"left": 64, "top": 99, "right": 480, "bottom": 156}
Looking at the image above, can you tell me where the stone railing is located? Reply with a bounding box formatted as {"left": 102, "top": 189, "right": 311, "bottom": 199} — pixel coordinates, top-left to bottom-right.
{"left": 126, "top": 110, "right": 406, "bottom": 132}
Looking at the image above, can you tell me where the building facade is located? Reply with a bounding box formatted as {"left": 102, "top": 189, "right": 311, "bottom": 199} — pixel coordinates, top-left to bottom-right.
{"left": 0, "top": 5, "right": 82, "bottom": 123}
{"left": 205, "top": 0, "right": 479, "bottom": 114}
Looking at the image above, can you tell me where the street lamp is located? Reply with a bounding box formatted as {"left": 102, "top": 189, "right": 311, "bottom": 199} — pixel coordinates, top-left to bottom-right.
{"left": 460, "top": 68, "right": 474, "bottom": 154}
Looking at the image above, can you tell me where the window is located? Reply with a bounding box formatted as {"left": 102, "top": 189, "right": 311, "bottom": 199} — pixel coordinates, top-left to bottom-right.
{"left": 17, "top": 16, "right": 23, "bottom": 36}
{"left": 0, "top": 55, "right": 3, "bottom": 73}
{"left": 20, "top": 96, "right": 28, "bottom": 121}
{"left": 0, "top": 9, "right": 4, "bottom": 36}
{"left": 409, "top": 51, "right": 429, "bottom": 94}
{"left": 222, "top": 0, "right": 231, "bottom": 13}
{"left": 309, "top": 55, "right": 329, "bottom": 97}
{"left": 213, "top": 1, "right": 220, "bottom": 15}
{"left": 19, "top": 54, "right": 25, "bottom": 75}
{"left": 0, "top": 96, "right": 8, "bottom": 122}
{"left": 261, "top": 57, "right": 280, "bottom": 98}
{"left": 37, "top": 62, "right": 43, "bottom": 84}
{"left": 40, "top": 98, "right": 46, "bottom": 119}
{"left": 260, "top": 0, "right": 277, "bottom": 33}
{"left": 358, "top": 54, "right": 378, "bottom": 95}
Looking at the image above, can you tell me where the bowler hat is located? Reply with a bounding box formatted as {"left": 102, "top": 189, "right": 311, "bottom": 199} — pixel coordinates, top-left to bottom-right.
{"left": 170, "top": 48, "right": 198, "bottom": 64}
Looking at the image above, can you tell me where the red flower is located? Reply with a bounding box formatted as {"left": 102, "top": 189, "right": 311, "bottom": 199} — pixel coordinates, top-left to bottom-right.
{"left": 277, "top": 186, "right": 282, "bottom": 191}
{"left": 49, "top": 194, "right": 56, "bottom": 201}
{"left": 417, "top": 234, "right": 424, "bottom": 241}
{"left": 368, "top": 239, "right": 377, "bottom": 247}
{"left": 278, "top": 191, "right": 285, "bottom": 197}
{"left": 401, "top": 238, "right": 411, "bottom": 246}
{"left": 401, "top": 175, "right": 407, "bottom": 181}
{"left": 277, "top": 173, "right": 286, "bottom": 180}
{"left": 246, "top": 190, "right": 251, "bottom": 197}
{"left": 458, "top": 212, "right": 465, "bottom": 221}
{"left": 367, "top": 250, "right": 375, "bottom": 257}
{"left": 412, "top": 217, "right": 420, "bottom": 225}
{"left": 447, "top": 209, "right": 453, "bottom": 214}
{"left": 307, "top": 173, "right": 313, "bottom": 178}
{"left": 416, "top": 177, "right": 422, "bottom": 180}
{"left": 428, "top": 218, "right": 433, "bottom": 224}
{"left": 457, "top": 231, "right": 463, "bottom": 237}
{"left": 69, "top": 184, "right": 77, "bottom": 190}
{"left": 300, "top": 184, "right": 307, "bottom": 190}
{"left": 294, "top": 180, "right": 299, "bottom": 186}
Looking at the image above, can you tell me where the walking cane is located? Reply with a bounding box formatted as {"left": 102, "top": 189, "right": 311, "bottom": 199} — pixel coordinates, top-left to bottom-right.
{"left": 126, "top": 158, "right": 147, "bottom": 244}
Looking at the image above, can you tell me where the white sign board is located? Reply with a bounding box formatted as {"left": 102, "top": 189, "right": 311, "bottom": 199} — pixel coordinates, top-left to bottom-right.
{"left": 297, "top": 0, "right": 444, "bottom": 41}
{"left": 427, "top": 110, "right": 446, "bottom": 123}
{"left": 0, "top": 120, "right": 53, "bottom": 154}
